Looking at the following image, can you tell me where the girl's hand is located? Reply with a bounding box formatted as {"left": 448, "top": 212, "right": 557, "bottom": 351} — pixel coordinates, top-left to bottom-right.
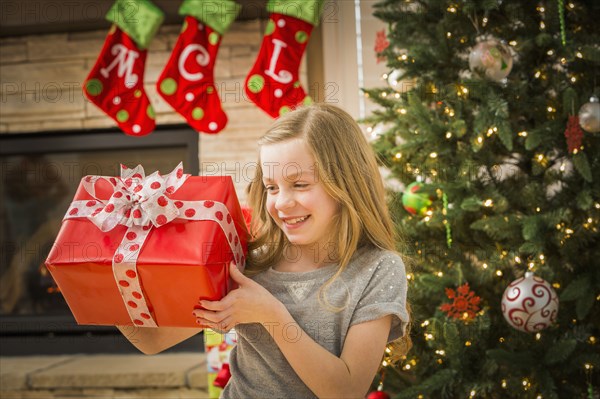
{"left": 192, "top": 263, "right": 286, "bottom": 331}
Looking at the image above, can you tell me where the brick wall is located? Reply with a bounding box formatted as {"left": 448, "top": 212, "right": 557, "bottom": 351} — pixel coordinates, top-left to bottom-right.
{"left": 0, "top": 20, "right": 308, "bottom": 203}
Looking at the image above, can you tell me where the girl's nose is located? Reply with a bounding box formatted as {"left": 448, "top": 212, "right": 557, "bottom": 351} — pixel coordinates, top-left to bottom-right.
{"left": 275, "top": 190, "right": 295, "bottom": 210}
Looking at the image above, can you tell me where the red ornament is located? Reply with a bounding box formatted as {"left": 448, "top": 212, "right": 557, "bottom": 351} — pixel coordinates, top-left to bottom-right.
{"left": 564, "top": 114, "right": 584, "bottom": 153}
{"left": 367, "top": 380, "right": 390, "bottom": 399}
{"left": 440, "top": 282, "right": 481, "bottom": 320}
{"left": 374, "top": 29, "right": 390, "bottom": 63}
{"left": 366, "top": 390, "right": 391, "bottom": 399}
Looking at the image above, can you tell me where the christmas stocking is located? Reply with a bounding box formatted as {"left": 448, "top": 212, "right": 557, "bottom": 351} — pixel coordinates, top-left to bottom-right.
{"left": 83, "top": 0, "right": 163, "bottom": 136}
{"left": 245, "top": 0, "right": 324, "bottom": 118}
{"left": 157, "top": 0, "right": 241, "bottom": 134}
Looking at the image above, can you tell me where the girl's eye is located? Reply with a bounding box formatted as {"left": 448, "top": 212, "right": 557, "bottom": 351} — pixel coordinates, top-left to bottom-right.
{"left": 265, "top": 185, "right": 278, "bottom": 192}
{"left": 294, "top": 183, "right": 309, "bottom": 188}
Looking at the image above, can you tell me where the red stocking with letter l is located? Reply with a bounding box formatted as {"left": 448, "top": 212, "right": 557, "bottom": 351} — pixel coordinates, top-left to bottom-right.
{"left": 245, "top": 0, "right": 325, "bottom": 118}
{"left": 83, "top": 0, "right": 164, "bottom": 136}
{"left": 157, "top": 0, "right": 241, "bottom": 134}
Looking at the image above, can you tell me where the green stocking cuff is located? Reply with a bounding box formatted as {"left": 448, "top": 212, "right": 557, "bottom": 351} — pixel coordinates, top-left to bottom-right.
{"left": 267, "top": 0, "right": 325, "bottom": 26}
{"left": 179, "top": 0, "right": 242, "bottom": 35}
{"left": 106, "top": 0, "right": 164, "bottom": 49}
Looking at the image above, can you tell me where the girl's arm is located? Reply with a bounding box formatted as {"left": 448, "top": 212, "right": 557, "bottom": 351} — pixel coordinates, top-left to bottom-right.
{"left": 116, "top": 325, "right": 202, "bottom": 355}
{"left": 268, "top": 305, "right": 392, "bottom": 398}
{"left": 194, "top": 265, "right": 392, "bottom": 398}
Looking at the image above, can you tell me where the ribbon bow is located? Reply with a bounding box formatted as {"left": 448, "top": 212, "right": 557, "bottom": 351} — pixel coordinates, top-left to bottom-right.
{"left": 82, "top": 162, "right": 189, "bottom": 232}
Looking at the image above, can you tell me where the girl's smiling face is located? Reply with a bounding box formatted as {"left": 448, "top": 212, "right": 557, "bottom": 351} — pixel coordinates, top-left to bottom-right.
{"left": 261, "top": 138, "right": 340, "bottom": 252}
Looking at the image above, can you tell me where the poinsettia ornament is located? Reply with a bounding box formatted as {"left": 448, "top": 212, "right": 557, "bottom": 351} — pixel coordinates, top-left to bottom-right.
{"left": 440, "top": 282, "right": 481, "bottom": 321}
{"left": 374, "top": 29, "right": 389, "bottom": 63}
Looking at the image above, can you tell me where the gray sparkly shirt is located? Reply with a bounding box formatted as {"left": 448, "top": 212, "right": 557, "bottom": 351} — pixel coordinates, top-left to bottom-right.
{"left": 221, "top": 245, "right": 409, "bottom": 399}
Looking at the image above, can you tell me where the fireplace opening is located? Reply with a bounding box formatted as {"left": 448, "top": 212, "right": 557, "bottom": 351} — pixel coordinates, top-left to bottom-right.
{"left": 0, "top": 127, "right": 204, "bottom": 355}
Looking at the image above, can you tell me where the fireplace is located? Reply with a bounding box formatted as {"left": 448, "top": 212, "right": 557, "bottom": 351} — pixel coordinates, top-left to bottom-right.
{"left": 0, "top": 126, "right": 204, "bottom": 355}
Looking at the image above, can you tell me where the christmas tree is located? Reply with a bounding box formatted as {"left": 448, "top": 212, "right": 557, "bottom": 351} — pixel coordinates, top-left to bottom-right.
{"left": 365, "top": 0, "right": 600, "bottom": 398}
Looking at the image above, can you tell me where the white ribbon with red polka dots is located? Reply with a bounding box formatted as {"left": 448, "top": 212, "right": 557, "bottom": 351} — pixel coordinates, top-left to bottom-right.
{"left": 62, "top": 163, "right": 245, "bottom": 327}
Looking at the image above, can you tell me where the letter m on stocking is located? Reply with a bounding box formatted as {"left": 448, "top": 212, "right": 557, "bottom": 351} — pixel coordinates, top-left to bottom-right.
{"left": 100, "top": 44, "right": 140, "bottom": 89}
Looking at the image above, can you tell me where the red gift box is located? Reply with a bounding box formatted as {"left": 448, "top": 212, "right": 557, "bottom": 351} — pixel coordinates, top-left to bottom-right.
{"left": 45, "top": 163, "right": 248, "bottom": 327}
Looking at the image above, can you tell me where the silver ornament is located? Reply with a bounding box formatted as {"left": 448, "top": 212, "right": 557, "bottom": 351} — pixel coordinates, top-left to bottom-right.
{"left": 386, "top": 69, "right": 416, "bottom": 93}
{"left": 578, "top": 95, "right": 600, "bottom": 133}
{"left": 469, "top": 39, "right": 513, "bottom": 82}
{"left": 501, "top": 272, "right": 559, "bottom": 333}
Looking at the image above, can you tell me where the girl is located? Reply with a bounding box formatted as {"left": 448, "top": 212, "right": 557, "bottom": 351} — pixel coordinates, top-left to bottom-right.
{"left": 118, "top": 104, "right": 410, "bottom": 398}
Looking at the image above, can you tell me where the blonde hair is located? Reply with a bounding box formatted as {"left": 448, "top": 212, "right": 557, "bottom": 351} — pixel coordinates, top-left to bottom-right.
{"left": 246, "top": 103, "right": 411, "bottom": 361}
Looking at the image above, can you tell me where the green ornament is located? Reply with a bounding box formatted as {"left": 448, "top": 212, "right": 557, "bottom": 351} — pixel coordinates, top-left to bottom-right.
{"left": 147, "top": 105, "right": 155, "bottom": 119}
{"left": 402, "top": 182, "right": 433, "bottom": 216}
{"left": 279, "top": 106, "right": 291, "bottom": 115}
